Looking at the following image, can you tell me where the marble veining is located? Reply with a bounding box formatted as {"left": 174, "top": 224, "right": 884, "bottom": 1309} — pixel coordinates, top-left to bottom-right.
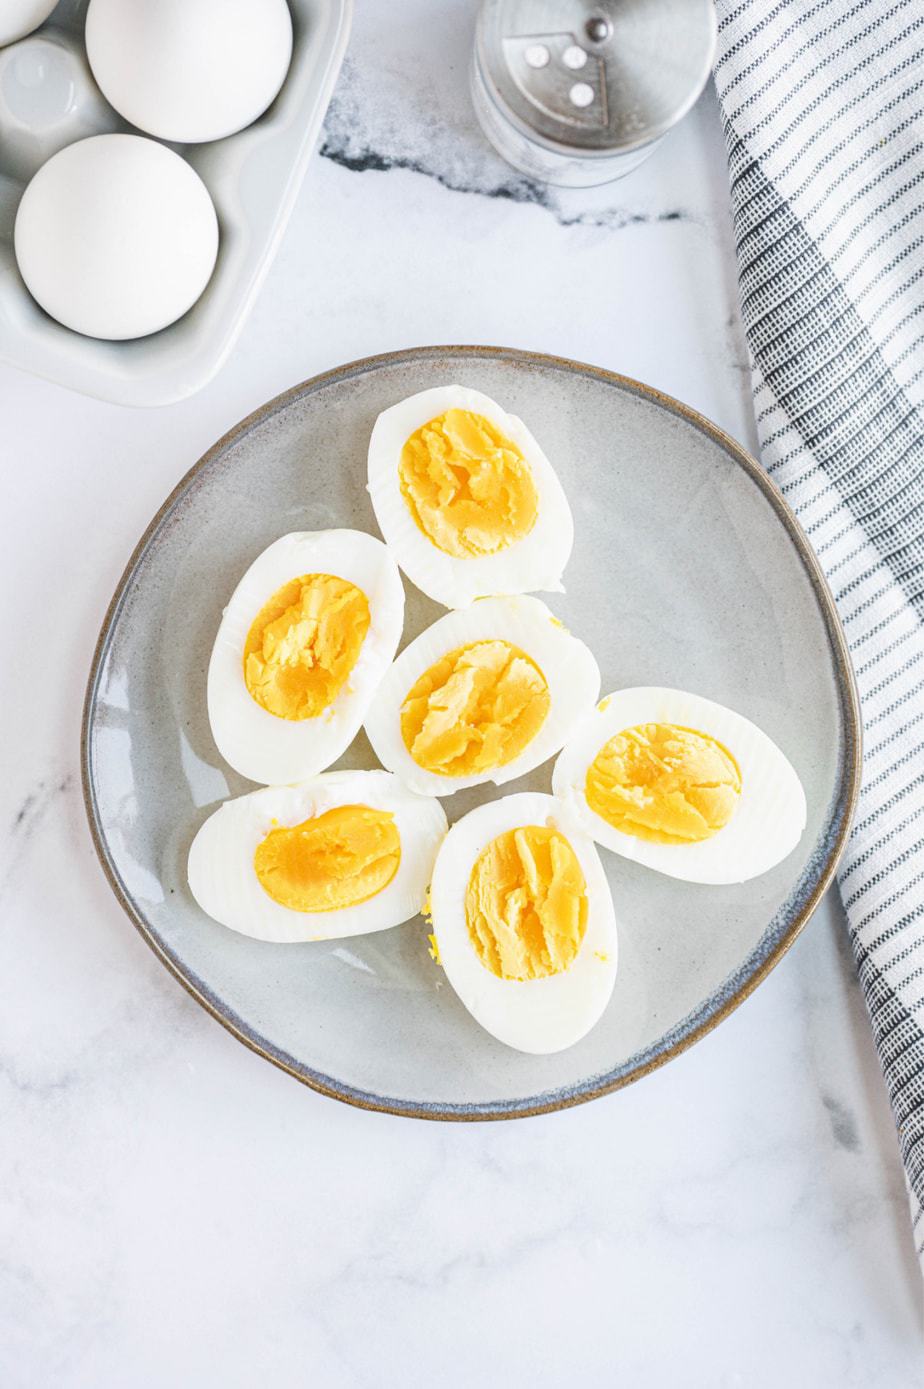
{"left": 8, "top": 774, "right": 71, "bottom": 842}
{"left": 2, "top": 773, "right": 72, "bottom": 898}
{"left": 823, "top": 1093, "right": 862, "bottom": 1153}
{"left": 321, "top": 57, "right": 692, "bottom": 230}
{"left": 0, "top": 1055, "right": 79, "bottom": 1098}
{"left": 320, "top": 131, "right": 690, "bottom": 231}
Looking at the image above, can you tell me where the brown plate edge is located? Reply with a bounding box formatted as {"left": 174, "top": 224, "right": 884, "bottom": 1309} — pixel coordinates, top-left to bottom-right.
{"left": 79, "top": 344, "right": 864, "bottom": 1121}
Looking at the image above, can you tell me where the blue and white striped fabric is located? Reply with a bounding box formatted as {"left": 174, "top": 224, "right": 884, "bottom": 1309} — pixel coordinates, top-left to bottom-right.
{"left": 714, "top": 2, "right": 924, "bottom": 1265}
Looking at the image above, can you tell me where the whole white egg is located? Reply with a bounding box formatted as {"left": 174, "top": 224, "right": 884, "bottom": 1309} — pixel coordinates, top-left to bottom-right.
{"left": 0, "top": 1, "right": 58, "bottom": 47}
{"left": 85, "top": 0, "right": 293, "bottom": 144}
{"left": 188, "top": 771, "right": 448, "bottom": 942}
{"left": 364, "top": 595, "right": 600, "bottom": 798}
{"left": 367, "top": 385, "right": 575, "bottom": 609}
{"left": 14, "top": 133, "right": 218, "bottom": 340}
{"left": 552, "top": 687, "right": 807, "bottom": 884}
{"left": 208, "top": 530, "right": 405, "bottom": 786}
{"left": 429, "top": 792, "right": 618, "bottom": 1053}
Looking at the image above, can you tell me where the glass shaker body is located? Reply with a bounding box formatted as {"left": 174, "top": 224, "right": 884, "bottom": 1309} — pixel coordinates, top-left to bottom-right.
{"left": 472, "top": 0, "right": 717, "bottom": 188}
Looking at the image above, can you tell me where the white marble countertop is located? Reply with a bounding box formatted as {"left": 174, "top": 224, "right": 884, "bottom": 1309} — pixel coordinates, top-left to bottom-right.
{"left": 2, "top": 3, "right": 922, "bottom": 1384}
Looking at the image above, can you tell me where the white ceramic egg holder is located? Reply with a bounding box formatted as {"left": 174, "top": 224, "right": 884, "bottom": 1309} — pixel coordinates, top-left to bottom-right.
{"left": 0, "top": 0, "right": 350, "bottom": 406}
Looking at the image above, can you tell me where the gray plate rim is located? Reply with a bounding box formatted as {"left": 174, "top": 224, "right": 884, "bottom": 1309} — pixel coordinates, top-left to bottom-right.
{"left": 80, "top": 345, "right": 863, "bottom": 1121}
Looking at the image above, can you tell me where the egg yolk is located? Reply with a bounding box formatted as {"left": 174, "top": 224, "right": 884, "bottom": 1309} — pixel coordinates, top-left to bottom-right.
{"left": 398, "top": 409, "right": 539, "bottom": 558}
{"left": 586, "top": 723, "right": 742, "bottom": 844}
{"left": 254, "top": 805, "right": 401, "bottom": 912}
{"left": 400, "top": 640, "right": 550, "bottom": 777}
{"left": 243, "top": 573, "right": 370, "bottom": 721}
{"left": 465, "top": 825, "right": 588, "bottom": 980}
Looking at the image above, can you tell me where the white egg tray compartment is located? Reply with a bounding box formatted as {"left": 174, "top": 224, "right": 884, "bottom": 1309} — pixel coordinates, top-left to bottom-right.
{"left": 0, "top": 0, "right": 351, "bottom": 406}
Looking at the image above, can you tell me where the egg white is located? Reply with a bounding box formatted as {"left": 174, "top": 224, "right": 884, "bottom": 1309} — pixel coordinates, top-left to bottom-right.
{"left": 86, "top": 0, "right": 293, "bottom": 144}
{"left": 367, "top": 385, "right": 574, "bottom": 609}
{"left": 207, "top": 530, "right": 404, "bottom": 785}
{"left": 14, "top": 134, "right": 218, "bottom": 341}
{"left": 364, "top": 595, "right": 600, "bottom": 797}
{"left": 429, "top": 792, "right": 618, "bottom": 1054}
{"left": 552, "top": 687, "right": 808, "bottom": 884}
{"left": 0, "top": 0, "right": 59, "bottom": 47}
{"left": 187, "top": 771, "right": 448, "bottom": 942}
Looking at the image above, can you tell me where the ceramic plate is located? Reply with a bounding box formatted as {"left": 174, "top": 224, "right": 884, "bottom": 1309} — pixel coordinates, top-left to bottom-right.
{"left": 82, "top": 347, "right": 861, "bottom": 1118}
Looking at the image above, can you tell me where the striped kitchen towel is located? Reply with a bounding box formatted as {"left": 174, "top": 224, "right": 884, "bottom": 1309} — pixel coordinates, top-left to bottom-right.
{"left": 713, "top": 2, "right": 924, "bottom": 1264}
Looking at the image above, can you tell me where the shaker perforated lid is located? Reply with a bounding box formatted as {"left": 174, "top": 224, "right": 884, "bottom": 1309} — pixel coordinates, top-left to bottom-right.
{"left": 475, "top": 0, "right": 717, "bottom": 156}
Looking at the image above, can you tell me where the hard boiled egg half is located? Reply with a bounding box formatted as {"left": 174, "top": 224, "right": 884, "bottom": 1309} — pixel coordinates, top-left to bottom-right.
{"left": 208, "top": 530, "right": 404, "bottom": 785}
{"left": 367, "top": 386, "right": 574, "bottom": 608}
{"left": 188, "top": 771, "right": 447, "bottom": 942}
{"left": 429, "top": 793, "right": 618, "bottom": 1053}
{"left": 364, "top": 596, "right": 600, "bottom": 797}
{"left": 553, "top": 687, "right": 807, "bottom": 884}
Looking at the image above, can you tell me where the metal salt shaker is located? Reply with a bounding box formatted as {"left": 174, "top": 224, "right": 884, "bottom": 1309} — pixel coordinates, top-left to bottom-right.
{"left": 471, "top": 0, "right": 718, "bottom": 187}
